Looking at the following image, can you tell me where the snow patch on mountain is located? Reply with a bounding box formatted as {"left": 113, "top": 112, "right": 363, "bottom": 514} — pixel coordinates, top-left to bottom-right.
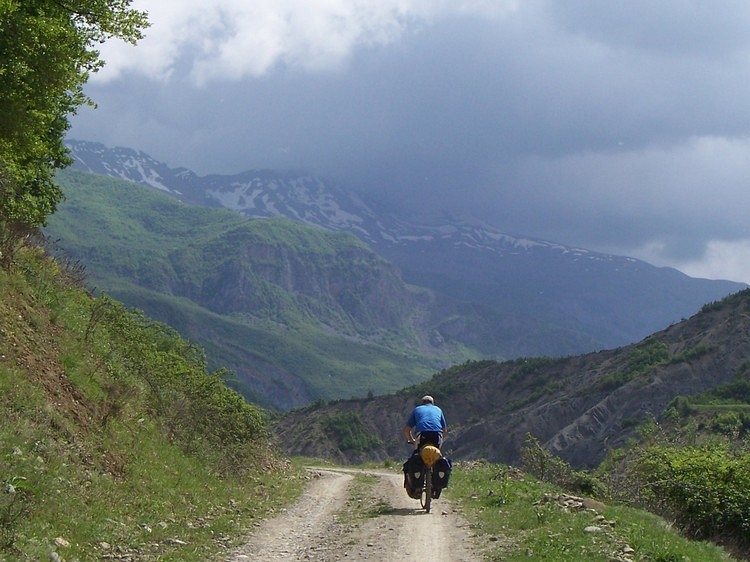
{"left": 120, "top": 157, "right": 171, "bottom": 192}
{"left": 61, "top": 140, "right": 648, "bottom": 268}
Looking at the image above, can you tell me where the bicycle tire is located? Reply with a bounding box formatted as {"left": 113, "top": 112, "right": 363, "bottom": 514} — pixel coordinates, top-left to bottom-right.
{"left": 421, "top": 466, "right": 432, "bottom": 513}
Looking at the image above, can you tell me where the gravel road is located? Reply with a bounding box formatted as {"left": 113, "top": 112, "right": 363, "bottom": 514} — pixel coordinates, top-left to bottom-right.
{"left": 226, "top": 467, "right": 481, "bottom": 561}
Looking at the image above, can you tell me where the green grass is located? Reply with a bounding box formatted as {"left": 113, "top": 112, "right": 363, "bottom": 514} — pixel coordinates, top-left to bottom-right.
{"left": 444, "top": 461, "right": 736, "bottom": 561}
{"left": 0, "top": 246, "right": 309, "bottom": 560}
{"left": 1, "top": 372, "right": 309, "bottom": 561}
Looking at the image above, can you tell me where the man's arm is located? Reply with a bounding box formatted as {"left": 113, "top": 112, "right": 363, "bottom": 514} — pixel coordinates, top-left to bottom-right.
{"left": 403, "top": 425, "right": 415, "bottom": 443}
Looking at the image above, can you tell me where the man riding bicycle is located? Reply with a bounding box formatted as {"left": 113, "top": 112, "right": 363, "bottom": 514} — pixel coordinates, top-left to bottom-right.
{"left": 403, "top": 395, "right": 447, "bottom": 449}
{"left": 402, "top": 395, "right": 449, "bottom": 503}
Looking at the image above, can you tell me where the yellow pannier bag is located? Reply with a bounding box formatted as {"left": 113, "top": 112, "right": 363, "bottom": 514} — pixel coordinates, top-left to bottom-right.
{"left": 420, "top": 445, "right": 441, "bottom": 467}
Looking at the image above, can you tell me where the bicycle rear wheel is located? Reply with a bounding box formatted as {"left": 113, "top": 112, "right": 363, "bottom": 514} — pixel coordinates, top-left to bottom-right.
{"left": 421, "top": 466, "right": 432, "bottom": 513}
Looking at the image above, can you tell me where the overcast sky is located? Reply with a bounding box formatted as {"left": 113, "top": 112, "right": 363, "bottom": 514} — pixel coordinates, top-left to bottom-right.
{"left": 69, "top": 0, "right": 750, "bottom": 284}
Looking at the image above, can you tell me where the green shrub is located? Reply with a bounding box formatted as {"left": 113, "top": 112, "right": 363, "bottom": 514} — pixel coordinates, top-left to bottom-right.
{"left": 709, "top": 411, "right": 743, "bottom": 437}
{"left": 596, "top": 340, "right": 671, "bottom": 391}
{"left": 90, "top": 297, "right": 271, "bottom": 472}
{"left": 0, "top": 245, "right": 294, "bottom": 560}
{"left": 521, "top": 434, "right": 601, "bottom": 496}
{"left": 320, "top": 412, "right": 382, "bottom": 452}
{"left": 624, "top": 443, "right": 750, "bottom": 541}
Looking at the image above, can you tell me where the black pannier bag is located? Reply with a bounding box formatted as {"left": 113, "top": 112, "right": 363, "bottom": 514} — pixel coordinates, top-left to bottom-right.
{"left": 432, "top": 456, "right": 452, "bottom": 491}
{"left": 402, "top": 450, "right": 425, "bottom": 499}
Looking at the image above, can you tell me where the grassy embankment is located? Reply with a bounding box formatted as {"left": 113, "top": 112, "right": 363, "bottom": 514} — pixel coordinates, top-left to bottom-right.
{"left": 446, "top": 461, "right": 735, "bottom": 561}
{"left": 340, "top": 458, "right": 737, "bottom": 561}
{"left": 0, "top": 245, "right": 308, "bottom": 561}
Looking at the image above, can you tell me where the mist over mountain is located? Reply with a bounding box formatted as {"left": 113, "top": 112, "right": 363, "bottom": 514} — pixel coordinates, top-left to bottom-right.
{"left": 66, "top": 139, "right": 745, "bottom": 360}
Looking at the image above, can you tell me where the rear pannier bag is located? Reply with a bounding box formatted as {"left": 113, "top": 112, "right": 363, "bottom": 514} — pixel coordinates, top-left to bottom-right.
{"left": 402, "top": 451, "right": 425, "bottom": 499}
{"left": 432, "top": 456, "right": 452, "bottom": 490}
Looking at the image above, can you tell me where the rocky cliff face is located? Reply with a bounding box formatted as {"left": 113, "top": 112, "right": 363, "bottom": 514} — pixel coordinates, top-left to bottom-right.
{"left": 273, "top": 290, "right": 750, "bottom": 469}
{"left": 195, "top": 229, "right": 419, "bottom": 332}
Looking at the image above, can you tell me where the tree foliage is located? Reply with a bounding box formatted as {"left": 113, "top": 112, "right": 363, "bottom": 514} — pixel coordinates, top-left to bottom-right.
{"left": 520, "top": 434, "right": 599, "bottom": 495}
{"left": 320, "top": 412, "right": 382, "bottom": 452}
{"left": 0, "top": 0, "right": 147, "bottom": 246}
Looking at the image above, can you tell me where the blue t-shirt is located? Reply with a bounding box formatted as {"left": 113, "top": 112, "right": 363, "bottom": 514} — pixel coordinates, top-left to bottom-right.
{"left": 406, "top": 404, "right": 446, "bottom": 434}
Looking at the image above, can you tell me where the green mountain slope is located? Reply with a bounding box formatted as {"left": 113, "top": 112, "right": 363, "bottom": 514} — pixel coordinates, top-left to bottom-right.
{"left": 46, "top": 170, "right": 479, "bottom": 409}
{"left": 274, "top": 288, "right": 750, "bottom": 469}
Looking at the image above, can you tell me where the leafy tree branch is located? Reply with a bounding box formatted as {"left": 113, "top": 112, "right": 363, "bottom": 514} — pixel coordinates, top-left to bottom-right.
{"left": 0, "top": 0, "right": 148, "bottom": 255}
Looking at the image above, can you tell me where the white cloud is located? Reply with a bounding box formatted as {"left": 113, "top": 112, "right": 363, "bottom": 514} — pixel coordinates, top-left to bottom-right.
{"left": 515, "top": 135, "right": 750, "bottom": 235}
{"left": 634, "top": 239, "right": 750, "bottom": 284}
{"left": 94, "top": 0, "right": 517, "bottom": 84}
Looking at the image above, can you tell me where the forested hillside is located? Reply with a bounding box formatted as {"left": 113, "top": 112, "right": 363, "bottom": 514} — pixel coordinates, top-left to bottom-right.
{"left": 65, "top": 139, "right": 747, "bottom": 361}
{"left": 46, "top": 169, "right": 481, "bottom": 409}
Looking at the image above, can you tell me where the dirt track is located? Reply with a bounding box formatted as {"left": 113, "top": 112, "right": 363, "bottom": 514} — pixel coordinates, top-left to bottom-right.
{"left": 226, "top": 467, "right": 481, "bottom": 561}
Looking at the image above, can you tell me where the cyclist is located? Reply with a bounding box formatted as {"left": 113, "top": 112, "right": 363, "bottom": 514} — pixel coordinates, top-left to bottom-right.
{"left": 403, "top": 395, "right": 447, "bottom": 449}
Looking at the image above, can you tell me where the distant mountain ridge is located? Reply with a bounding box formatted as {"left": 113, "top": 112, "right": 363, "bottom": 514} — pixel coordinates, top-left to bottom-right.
{"left": 66, "top": 138, "right": 386, "bottom": 239}
{"left": 66, "top": 139, "right": 632, "bottom": 256}
{"left": 66, "top": 139, "right": 746, "bottom": 360}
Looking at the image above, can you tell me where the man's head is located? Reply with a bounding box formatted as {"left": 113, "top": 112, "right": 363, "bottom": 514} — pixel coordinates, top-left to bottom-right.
{"left": 421, "top": 395, "right": 434, "bottom": 404}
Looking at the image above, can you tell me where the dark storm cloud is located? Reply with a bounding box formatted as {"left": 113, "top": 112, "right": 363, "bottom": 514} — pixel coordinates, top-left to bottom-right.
{"left": 69, "top": 0, "right": 750, "bottom": 281}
